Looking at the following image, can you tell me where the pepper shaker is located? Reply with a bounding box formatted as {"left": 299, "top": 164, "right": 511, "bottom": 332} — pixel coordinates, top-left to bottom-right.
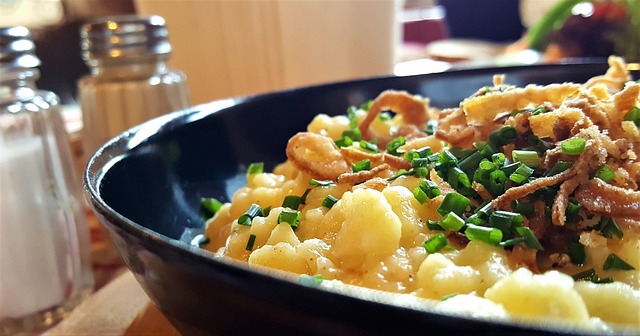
{"left": 78, "top": 15, "right": 191, "bottom": 159}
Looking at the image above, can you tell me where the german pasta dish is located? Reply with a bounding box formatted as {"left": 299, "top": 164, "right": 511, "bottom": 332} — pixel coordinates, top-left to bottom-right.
{"left": 201, "top": 56, "right": 639, "bottom": 332}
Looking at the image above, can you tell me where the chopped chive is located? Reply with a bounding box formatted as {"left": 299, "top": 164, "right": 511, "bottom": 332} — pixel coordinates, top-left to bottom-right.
{"left": 238, "top": 204, "right": 262, "bottom": 225}
{"left": 342, "top": 128, "right": 362, "bottom": 141}
{"left": 420, "top": 180, "right": 441, "bottom": 199}
{"left": 479, "top": 143, "right": 497, "bottom": 158}
{"left": 415, "top": 167, "right": 429, "bottom": 178}
{"left": 427, "top": 220, "right": 445, "bottom": 231}
{"left": 352, "top": 159, "right": 371, "bottom": 172}
{"left": 474, "top": 159, "right": 497, "bottom": 183}
{"left": 509, "top": 163, "right": 535, "bottom": 184}
{"left": 411, "top": 157, "right": 430, "bottom": 168}
{"left": 466, "top": 214, "right": 486, "bottom": 226}
{"left": 515, "top": 227, "right": 544, "bottom": 250}
{"left": 465, "top": 224, "right": 503, "bottom": 244}
{"left": 423, "top": 233, "right": 449, "bottom": 253}
{"left": 359, "top": 140, "right": 379, "bottom": 153}
{"left": 593, "top": 277, "right": 615, "bottom": 284}
{"left": 597, "top": 217, "right": 623, "bottom": 239}
{"left": 565, "top": 198, "right": 581, "bottom": 223}
{"left": 404, "top": 146, "right": 434, "bottom": 162}
{"left": 487, "top": 169, "right": 507, "bottom": 197}
{"left": 458, "top": 151, "right": 484, "bottom": 173}
{"left": 624, "top": 106, "right": 640, "bottom": 127}
{"left": 544, "top": 161, "right": 573, "bottom": 177}
{"left": 278, "top": 209, "right": 302, "bottom": 228}
{"left": 449, "top": 147, "right": 475, "bottom": 160}
{"left": 246, "top": 234, "right": 257, "bottom": 251}
{"left": 603, "top": 253, "right": 635, "bottom": 270}
{"left": 491, "top": 152, "right": 507, "bottom": 166}
{"left": 261, "top": 206, "right": 271, "bottom": 217}
{"left": 500, "top": 162, "right": 521, "bottom": 176}
{"left": 489, "top": 211, "right": 523, "bottom": 233}
{"left": 438, "top": 150, "right": 459, "bottom": 165}
{"left": 572, "top": 268, "right": 596, "bottom": 282}
{"left": 511, "top": 150, "right": 541, "bottom": 168}
{"left": 386, "top": 136, "right": 406, "bottom": 156}
{"left": 509, "top": 173, "right": 526, "bottom": 184}
{"left": 310, "top": 179, "right": 334, "bottom": 187}
{"left": 322, "top": 195, "right": 339, "bottom": 209}
{"left": 448, "top": 167, "right": 472, "bottom": 191}
{"left": 488, "top": 126, "right": 517, "bottom": 147}
{"left": 566, "top": 237, "right": 585, "bottom": 265}
{"left": 531, "top": 106, "right": 547, "bottom": 115}
{"left": 413, "top": 186, "right": 428, "bottom": 204}
{"left": 334, "top": 135, "right": 353, "bottom": 148}
{"left": 300, "top": 188, "right": 311, "bottom": 204}
{"left": 561, "top": 137, "right": 586, "bottom": 155}
{"left": 475, "top": 201, "right": 493, "bottom": 218}
{"left": 437, "top": 192, "right": 470, "bottom": 216}
{"left": 594, "top": 164, "right": 615, "bottom": 182}
{"left": 387, "top": 169, "right": 410, "bottom": 181}
{"left": 439, "top": 212, "right": 465, "bottom": 231}
{"left": 498, "top": 237, "right": 526, "bottom": 247}
{"left": 300, "top": 274, "right": 324, "bottom": 287}
{"left": 247, "top": 162, "right": 264, "bottom": 175}
{"left": 199, "top": 197, "right": 223, "bottom": 221}
{"left": 404, "top": 151, "right": 418, "bottom": 162}
{"left": 346, "top": 106, "right": 358, "bottom": 128}
{"left": 282, "top": 195, "right": 302, "bottom": 210}
{"left": 571, "top": 268, "right": 612, "bottom": 283}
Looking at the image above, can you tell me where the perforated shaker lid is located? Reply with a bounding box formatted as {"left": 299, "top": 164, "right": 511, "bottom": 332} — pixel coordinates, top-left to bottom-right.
{"left": 0, "top": 26, "right": 40, "bottom": 70}
{"left": 80, "top": 15, "right": 171, "bottom": 62}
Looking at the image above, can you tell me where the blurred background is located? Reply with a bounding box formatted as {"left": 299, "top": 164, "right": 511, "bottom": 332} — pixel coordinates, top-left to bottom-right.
{"left": 2, "top": 0, "right": 638, "bottom": 180}
{"left": 1, "top": 0, "right": 634, "bottom": 180}
{"left": 1, "top": 0, "right": 638, "bottom": 331}
{"left": 2, "top": 0, "right": 638, "bottom": 107}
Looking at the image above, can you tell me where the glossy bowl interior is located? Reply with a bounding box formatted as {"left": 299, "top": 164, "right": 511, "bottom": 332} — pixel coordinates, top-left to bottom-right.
{"left": 85, "top": 60, "right": 613, "bottom": 335}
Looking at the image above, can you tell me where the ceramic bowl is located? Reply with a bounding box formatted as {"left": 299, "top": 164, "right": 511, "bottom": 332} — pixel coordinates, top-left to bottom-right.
{"left": 84, "top": 60, "right": 612, "bottom": 335}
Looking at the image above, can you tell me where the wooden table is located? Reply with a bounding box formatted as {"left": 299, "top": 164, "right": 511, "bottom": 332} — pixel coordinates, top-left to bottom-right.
{"left": 45, "top": 270, "right": 180, "bottom": 335}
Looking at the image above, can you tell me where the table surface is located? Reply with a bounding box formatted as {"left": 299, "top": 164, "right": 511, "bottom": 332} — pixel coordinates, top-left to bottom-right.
{"left": 44, "top": 270, "right": 180, "bottom": 335}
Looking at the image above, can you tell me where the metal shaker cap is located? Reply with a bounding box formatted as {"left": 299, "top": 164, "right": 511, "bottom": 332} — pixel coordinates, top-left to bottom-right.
{"left": 0, "top": 26, "right": 41, "bottom": 70}
{"left": 80, "top": 15, "right": 172, "bottom": 62}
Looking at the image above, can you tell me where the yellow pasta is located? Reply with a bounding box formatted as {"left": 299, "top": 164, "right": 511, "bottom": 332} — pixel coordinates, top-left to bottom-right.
{"left": 203, "top": 56, "right": 640, "bottom": 332}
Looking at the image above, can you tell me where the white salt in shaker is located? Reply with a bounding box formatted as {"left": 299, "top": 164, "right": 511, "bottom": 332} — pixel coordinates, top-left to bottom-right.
{"left": 78, "top": 15, "right": 191, "bottom": 159}
{"left": 0, "top": 26, "right": 94, "bottom": 335}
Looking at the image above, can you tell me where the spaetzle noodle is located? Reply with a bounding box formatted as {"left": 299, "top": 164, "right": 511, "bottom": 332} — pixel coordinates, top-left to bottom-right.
{"left": 202, "top": 56, "right": 640, "bottom": 332}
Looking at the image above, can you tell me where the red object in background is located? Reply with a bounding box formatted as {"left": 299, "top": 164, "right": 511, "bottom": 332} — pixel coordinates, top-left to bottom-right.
{"left": 592, "top": 1, "right": 627, "bottom": 21}
{"left": 403, "top": 18, "right": 449, "bottom": 45}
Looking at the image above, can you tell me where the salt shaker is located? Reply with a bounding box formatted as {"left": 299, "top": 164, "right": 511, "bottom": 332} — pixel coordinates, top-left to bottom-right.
{"left": 78, "top": 15, "right": 191, "bottom": 158}
{"left": 0, "top": 26, "right": 94, "bottom": 334}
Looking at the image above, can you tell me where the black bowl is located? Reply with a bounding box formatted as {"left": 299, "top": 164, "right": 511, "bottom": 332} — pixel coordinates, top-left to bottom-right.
{"left": 84, "top": 60, "right": 613, "bottom": 335}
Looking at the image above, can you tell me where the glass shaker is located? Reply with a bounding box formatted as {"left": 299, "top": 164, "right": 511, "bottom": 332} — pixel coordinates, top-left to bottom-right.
{"left": 0, "top": 27, "right": 94, "bottom": 334}
{"left": 78, "top": 15, "right": 191, "bottom": 159}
